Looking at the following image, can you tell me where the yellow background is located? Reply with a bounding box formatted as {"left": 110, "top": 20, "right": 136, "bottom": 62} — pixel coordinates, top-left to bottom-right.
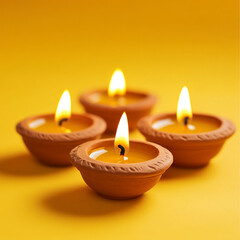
{"left": 0, "top": 1, "right": 239, "bottom": 239}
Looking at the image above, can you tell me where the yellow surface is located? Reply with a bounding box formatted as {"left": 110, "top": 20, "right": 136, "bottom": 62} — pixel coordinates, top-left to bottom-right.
{"left": 0, "top": 1, "right": 239, "bottom": 240}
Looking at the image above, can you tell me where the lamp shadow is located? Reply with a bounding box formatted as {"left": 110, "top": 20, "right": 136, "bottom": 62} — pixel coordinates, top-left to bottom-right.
{"left": 100, "top": 132, "right": 115, "bottom": 139}
{"left": 42, "top": 185, "right": 144, "bottom": 217}
{"left": 101, "top": 129, "right": 140, "bottom": 139}
{"left": 161, "top": 165, "right": 210, "bottom": 180}
{"left": 0, "top": 153, "right": 63, "bottom": 177}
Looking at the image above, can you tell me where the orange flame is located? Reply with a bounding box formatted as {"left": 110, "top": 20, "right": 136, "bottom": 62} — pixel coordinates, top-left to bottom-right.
{"left": 114, "top": 112, "right": 129, "bottom": 156}
{"left": 108, "top": 69, "right": 126, "bottom": 97}
{"left": 177, "top": 86, "right": 192, "bottom": 124}
{"left": 55, "top": 90, "right": 71, "bottom": 123}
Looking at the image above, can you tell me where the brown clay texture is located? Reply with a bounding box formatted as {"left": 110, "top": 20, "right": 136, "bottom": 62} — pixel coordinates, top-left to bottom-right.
{"left": 138, "top": 113, "right": 235, "bottom": 168}
{"left": 79, "top": 89, "right": 157, "bottom": 132}
{"left": 16, "top": 113, "right": 106, "bottom": 166}
{"left": 70, "top": 138, "right": 173, "bottom": 199}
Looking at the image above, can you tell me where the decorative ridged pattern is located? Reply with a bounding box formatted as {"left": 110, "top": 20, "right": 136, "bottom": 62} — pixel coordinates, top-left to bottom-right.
{"left": 16, "top": 113, "right": 106, "bottom": 142}
{"left": 70, "top": 139, "right": 173, "bottom": 175}
{"left": 138, "top": 113, "right": 236, "bottom": 143}
{"left": 146, "top": 149, "right": 172, "bottom": 171}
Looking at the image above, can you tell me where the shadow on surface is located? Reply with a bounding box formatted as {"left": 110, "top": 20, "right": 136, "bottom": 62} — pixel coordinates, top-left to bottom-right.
{"left": 0, "top": 153, "right": 63, "bottom": 177}
{"left": 42, "top": 185, "right": 144, "bottom": 216}
{"left": 100, "top": 132, "right": 115, "bottom": 139}
{"left": 101, "top": 129, "right": 140, "bottom": 139}
{"left": 162, "top": 165, "right": 209, "bottom": 180}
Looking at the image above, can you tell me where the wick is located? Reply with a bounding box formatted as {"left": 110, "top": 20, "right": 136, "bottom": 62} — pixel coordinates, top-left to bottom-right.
{"left": 58, "top": 118, "right": 68, "bottom": 126}
{"left": 118, "top": 144, "right": 125, "bottom": 156}
{"left": 184, "top": 116, "right": 189, "bottom": 126}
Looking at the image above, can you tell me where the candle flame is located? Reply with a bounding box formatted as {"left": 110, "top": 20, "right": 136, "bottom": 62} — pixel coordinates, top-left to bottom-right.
{"left": 177, "top": 86, "right": 192, "bottom": 124}
{"left": 55, "top": 90, "right": 71, "bottom": 124}
{"left": 114, "top": 112, "right": 129, "bottom": 156}
{"left": 108, "top": 69, "right": 126, "bottom": 97}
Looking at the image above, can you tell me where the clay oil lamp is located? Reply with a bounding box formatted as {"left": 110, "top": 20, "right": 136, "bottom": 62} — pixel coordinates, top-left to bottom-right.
{"left": 138, "top": 86, "right": 235, "bottom": 168}
{"left": 80, "top": 69, "right": 157, "bottom": 132}
{"left": 16, "top": 90, "right": 106, "bottom": 167}
{"left": 70, "top": 112, "right": 173, "bottom": 200}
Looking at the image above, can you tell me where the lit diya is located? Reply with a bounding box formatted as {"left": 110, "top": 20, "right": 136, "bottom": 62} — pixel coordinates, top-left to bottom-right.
{"left": 16, "top": 90, "right": 106, "bottom": 166}
{"left": 138, "top": 86, "right": 235, "bottom": 168}
{"left": 70, "top": 112, "right": 173, "bottom": 200}
{"left": 80, "top": 69, "right": 157, "bottom": 132}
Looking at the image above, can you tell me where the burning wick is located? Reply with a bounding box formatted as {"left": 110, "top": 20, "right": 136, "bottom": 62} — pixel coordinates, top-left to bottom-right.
{"left": 58, "top": 118, "right": 68, "bottom": 126}
{"left": 184, "top": 116, "right": 189, "bottom": 126}
{"left": 118, "top": 144, "right": 125, "bottom": 156}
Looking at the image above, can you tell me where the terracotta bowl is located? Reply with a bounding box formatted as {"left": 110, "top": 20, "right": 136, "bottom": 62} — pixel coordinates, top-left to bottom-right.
{"left": 16, "top": 113, "right": 106, "bottom": 167}
{"left": 79, "top": 89, "right": 157, "bottom": 132}
{"left": 70, "top": 138, "right": 173, "bottom": 200}
{"left": 138, "top": 113, "right": 235, "bottom": 168}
